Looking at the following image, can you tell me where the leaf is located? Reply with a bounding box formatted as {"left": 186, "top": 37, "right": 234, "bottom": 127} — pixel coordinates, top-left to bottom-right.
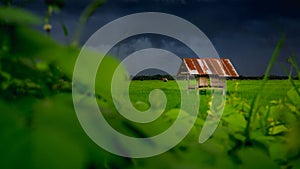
{"left": 223, "top": 113, "right": 247, "bottom": 132}
{"left": 208, "top": 126, "right": 235, "bottom": 152}
{"left": 0, "top": 101, "right": 32, "bottom": 169}
{"left": 287, "top": 87, "right": 300, "bottom": 108}
{"left": 237, "top": 148, "right": 280, "bottom": 169}
{"left": 269, "top": 125, "right": 288, "bottom": 135}
{"left": 60, "top": 19, "right": 69, "bottom": 37}
{"left": 269, "top": 142, "right": 287, "bottom": 164}
{"left": 0, "top": 94, "right": 92, "bottom": 169}
{"left": 289, "top": 159, "right": 300, "bottom": 169}
{"left": 284, "top": 124, "right": 300, "bottom": 161}
{"left": 0, "top": 7, "right": 41, "bottom": 25}
{"left": 32, "top": 128, "right": 87, "bottom": 169}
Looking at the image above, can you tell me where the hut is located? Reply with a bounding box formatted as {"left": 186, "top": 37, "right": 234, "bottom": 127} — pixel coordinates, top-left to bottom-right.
{"left": 177, "top": 58, "right": 239, "bottom": 93}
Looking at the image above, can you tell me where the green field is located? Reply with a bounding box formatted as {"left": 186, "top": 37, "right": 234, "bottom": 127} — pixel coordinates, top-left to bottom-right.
{"left": 129, "top": 79, "right": 299, "bottom": 115}
{"left": 126, "top": 79, "right": 300, "bottom": 168}
{"left": 97, "top": 79, "right": 300, "bottom": 168}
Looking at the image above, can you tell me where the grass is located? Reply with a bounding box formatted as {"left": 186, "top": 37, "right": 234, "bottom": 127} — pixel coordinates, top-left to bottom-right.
{"left": 123, "top": 78, "right": 300, "bottom": 168}
{"left": 129, "top": 79, "right": 299, "bottom": 110}
{"left": 227, "top": 79, "right": 300, "bottom": 100}
{"left": 129, "top": 80, "right": 213, "bottom": 115}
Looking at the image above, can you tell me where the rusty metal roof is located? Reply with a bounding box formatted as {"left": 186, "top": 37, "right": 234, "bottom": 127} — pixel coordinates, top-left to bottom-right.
{"left": 182, "top": 58, "right": 239, "bottom": 77}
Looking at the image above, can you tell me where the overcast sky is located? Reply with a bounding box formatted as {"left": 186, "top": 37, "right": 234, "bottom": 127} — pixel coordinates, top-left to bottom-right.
{"left": 23, "top": 0, "right": 300, "bottom": 76}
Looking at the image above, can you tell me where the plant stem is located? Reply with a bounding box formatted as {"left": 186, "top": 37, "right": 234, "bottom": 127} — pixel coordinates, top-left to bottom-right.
{"left": 281, "top": 63, "right": 300, "bottom": 97}
{"left": 244, "top": 34, "right": 285, "bottom": 145}
{"left": 71, "top": 0, "right": 105, "bottom": 47}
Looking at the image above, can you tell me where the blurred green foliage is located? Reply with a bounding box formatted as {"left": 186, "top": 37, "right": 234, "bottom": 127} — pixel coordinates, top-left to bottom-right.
{"left": 0, "top": 3, "right": 300, "bottom": 169}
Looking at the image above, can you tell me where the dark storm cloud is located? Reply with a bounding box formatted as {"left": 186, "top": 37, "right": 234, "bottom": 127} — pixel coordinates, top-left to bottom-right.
{"left": 21, "top": 0, "right": 300, "bottom": 76}
{"left": 107, "top": 34, "right": 196, "bottom": 60}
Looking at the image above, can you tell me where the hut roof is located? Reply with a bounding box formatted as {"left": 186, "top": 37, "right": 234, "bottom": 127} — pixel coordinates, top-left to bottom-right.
{"left": 180, "top": 58, "right": 239, "bottom": 77}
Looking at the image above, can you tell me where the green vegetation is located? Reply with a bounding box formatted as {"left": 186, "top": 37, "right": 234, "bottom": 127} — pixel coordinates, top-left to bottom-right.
{"left": 0, "top": 2, "right": 300, "bottom": 169}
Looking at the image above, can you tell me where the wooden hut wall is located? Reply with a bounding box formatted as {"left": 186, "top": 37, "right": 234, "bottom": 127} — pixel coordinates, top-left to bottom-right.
{"left": 210, "top": 75, "right": 226, "bottom": 87}
{"left": 197, "top": 76, "right": 209, "bottom": 87}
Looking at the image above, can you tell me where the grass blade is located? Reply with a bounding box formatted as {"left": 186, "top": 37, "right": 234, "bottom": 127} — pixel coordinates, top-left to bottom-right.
{"left": 289, "top": 53, "right": 300, "bottom": 80}
{"left": 244, "top": 34, "right": 285, "bottom": 144}
{"left": 281, "top": 63, "right": 300, "bottom": 97}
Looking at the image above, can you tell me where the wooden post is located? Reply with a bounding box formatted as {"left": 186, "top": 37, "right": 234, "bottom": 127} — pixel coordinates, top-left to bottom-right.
{"left": 187, "top": 74, "right": 190, "bottom": 94}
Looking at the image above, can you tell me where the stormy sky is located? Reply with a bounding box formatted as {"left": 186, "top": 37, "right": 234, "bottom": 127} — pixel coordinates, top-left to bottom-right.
{"left": 23, "top": 0, "right": 300, "bottom": 76}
